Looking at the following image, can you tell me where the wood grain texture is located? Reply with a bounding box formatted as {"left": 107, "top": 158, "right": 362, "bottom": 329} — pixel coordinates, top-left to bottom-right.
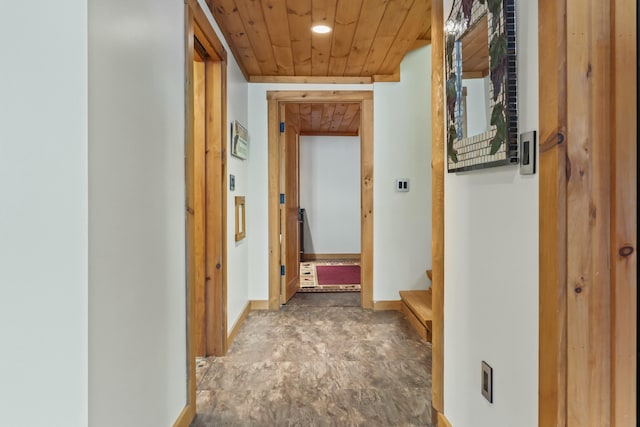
{"left": 207, "top": 0, "right": 431, "bottom": 81}
{"left": 610, "top": 0, "right": 637, "bottom": 425}
{"left": 193, "top": 59, "right": 207, "bottom": 358}
{"left": 430, "top": 0, "right": 444, "bottom": 413}
{"left": 268, "top": 99, "right": 281, "bottom": 310}
{"left": 566, "top": 1, "right": 612, "bottom": 424}
{"left": 205, "top": 60, "right": 228, "bottom": 357}
{"left": 437, "top": 412, "right": 453, "bottom": 427}
{"left": 284, "top": 114, "right": 300, "bottom": 303}
{"left": 359, "top": 96, "right": 374, "bottom": 310}
{"left": 183, "top": 4, "right": 197, "bottom": 424}
{"left": 538, "top": 0, "right": 568, "bottom": 425}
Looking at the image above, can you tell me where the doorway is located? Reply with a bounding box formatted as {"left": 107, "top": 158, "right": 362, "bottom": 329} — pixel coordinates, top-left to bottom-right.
{"left": 180, "top": 0, "right": 228, "bottom": 425}
{"left": 267, "top": 91, "right": 374, "bottom": 310}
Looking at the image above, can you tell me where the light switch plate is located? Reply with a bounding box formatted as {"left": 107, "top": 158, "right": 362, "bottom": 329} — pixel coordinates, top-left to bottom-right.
{"left": 519, "top": 131, "right": 537, "bottom": 175}
{"left": 396, "top": 179, "right": 410, "bottom": 192}
{"left": 482, "top": 361, "right": 493, "bottom": 403}
{"left": 230, "top": 174, "right": 235, "bottom": 191}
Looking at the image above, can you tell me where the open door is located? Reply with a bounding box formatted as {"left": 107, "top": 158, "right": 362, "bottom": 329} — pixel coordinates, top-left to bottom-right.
{"left": 279, "top": 104, "right": 300, "bottom": 304}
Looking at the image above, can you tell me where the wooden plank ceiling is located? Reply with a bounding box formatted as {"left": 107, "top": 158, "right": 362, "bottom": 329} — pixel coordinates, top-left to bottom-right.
{"left": 287, "top": 103, "right": 361, "bottom": 135}
{"left": 461, "top": 15, "right": 488, "bottom": 78}
{"left": 206, "top": 0, "right": 432, "bottom": 83}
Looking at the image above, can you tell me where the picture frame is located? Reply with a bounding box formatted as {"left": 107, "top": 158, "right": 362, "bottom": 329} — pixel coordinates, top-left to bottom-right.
{"left": 231, "top": 120, "right": 249, "bottom": 160}
{"left": 235, "top": 196, "right": 246, "bottom": 241}
{"left": 445, "top": 0, "right": 518, "bottom": 172}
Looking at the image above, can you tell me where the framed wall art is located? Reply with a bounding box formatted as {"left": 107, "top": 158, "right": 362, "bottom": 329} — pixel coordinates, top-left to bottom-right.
{"left": 445, "top": 0, "right": 518, "bottom": 172}
{"left": 231, "top": 120, "right": 249, "bottom": 160}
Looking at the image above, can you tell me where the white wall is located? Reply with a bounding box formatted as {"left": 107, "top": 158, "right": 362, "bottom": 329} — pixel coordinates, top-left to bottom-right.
{"left": 196, "top": 1, "right": 251, "bottom": 334}
{"left": 300, "top": 136, "right": 361, "bottom": 254}
{"left": 373, "top": 46, "right": 433, "bottom": 300}
{"left": 443, "top": 1, "right": 539, "bottom": 426}
{"left": 87, "top": 0, "right": 187, "bottom": 425}
{"left": 0, "top": 1, "right": 88, "bottom": 425}
{"left": 247, "top": 46, "right": 432, "bottom": 302}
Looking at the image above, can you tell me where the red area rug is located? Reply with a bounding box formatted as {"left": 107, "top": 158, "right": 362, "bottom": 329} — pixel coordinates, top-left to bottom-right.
{"left": 298, "top": 262, "right": 361, "bottom": 292}
{"left": 317, "top": 265, "right": 361, "bottom": 286}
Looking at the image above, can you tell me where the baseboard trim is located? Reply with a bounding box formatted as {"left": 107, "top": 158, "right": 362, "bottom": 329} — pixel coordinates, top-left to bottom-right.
{"left": 302, "top": 253, "right": 361, "bottom": 261}
{"left": 437, "top": 412, "right": 453, "bottom": 427}
{"left": 227, "top": 302, "right": 251, "bottom": 348}
{"left": 373, "top": 300, "right": 402, "bottom": 311}
{"left": 250, "top": 300, "right": 269, "bottom": 310}
{"left": 172, "top": 404, "right": 194, "bottom": 427}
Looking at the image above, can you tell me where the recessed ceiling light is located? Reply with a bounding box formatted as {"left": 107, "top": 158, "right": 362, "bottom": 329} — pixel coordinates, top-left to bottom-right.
{"left": 312, "top": 24, "right": 332, "bottom": 34}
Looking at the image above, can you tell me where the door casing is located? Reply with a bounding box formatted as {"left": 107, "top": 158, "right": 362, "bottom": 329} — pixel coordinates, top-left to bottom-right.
{"left": 267, "top": 91, "right": 374, "bottom": 310}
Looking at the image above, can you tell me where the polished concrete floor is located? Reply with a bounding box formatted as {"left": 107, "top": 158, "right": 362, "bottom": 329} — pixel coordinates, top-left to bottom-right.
{"left": 194, "top": 292, "right": 432, "bottom": 427}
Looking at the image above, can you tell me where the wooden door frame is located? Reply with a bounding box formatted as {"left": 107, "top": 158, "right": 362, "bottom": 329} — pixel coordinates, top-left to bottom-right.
{"left": 177, "top": 1, "right": 228, "bottom": 426}
{"left": 431, "top": 0, "right": 637, "bottom": 425}
{"left": 267, "top": 91, "right": 374, "bottom": 310}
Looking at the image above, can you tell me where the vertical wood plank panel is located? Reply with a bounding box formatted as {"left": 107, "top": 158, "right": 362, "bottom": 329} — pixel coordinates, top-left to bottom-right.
{"left": 430, "top": 0, "right": 444, "bottom": 414}
{"left": 360, "top": 97, "right": 374, "bottom": 309}
{"left": 538, "top": 0, "right": 568, "bottom": 425}
{"left": 610, "top": 0, "right": 637, "bottom": 424}
{"left": 183, "top": 5, "right": 197, "bottom": 422}
{"left": 193, "top": 60, "right": 207, "bottom": 357}
{"left": 205, "top": 61, "right": 227, "bottom": 356}
{"left": 566, "top": 0, "right": 612, "bottom": 424}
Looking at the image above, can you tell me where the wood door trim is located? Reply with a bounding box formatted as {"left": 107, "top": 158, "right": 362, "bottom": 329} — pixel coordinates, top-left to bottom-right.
{"left": 430, "top": 0, "right": 445, "bottom": 414}
{"left": 267, "top": 90, "right": 374, "bottom": 310}
{"left": 181, "top": 0, "right": 228, "bottom": 425}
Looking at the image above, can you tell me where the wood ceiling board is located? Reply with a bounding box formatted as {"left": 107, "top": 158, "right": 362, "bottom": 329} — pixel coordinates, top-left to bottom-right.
{"left": 460, "top": 14, "right": 488, "bottom": 75}
{"left": 286, "top": 0, "right": 313, "bottom": 76}
{"left": 208, "top": 0, "right": 261, "bottom": 77}
{"left": 311, "top": 0, "right": 338, "bottom": 76}
{"left": 249, "top": 75, "right": 371, "bottom": 84}
{"left": 207, "top": 0, "right": 434, "bottom": 80}
{"left": 233, "top": 0, "right": 279, "bottom": 75}
{"left": 261, "top": 0, "right": 295, "bottom": 75}
{"left": 340, "top": 104, "right": 361, "bottom": 133}
{"left": 343, "top": 0, "right": 389, "bottom": 75}
{"left": 360, "top": 0, "right": 415, "bottom": 75}
{"left": 327, "top": 0, "right": 364, "bottom": 76}
{"left": 379, "top": 0, "right": 432, "bottom": 73}
{"left": 310, "top": 104, "right": 324, "bottom": 130}
{"left": 321, "top": 103, "right": 337, "bottom": 129}
{"left": 285, "top": 102, "right": 361, "bottom": 135}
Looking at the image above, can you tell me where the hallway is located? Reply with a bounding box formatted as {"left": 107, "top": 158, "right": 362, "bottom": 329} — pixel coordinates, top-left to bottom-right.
{"left": 194, "top": 293, "right": 432, "bottom": 426}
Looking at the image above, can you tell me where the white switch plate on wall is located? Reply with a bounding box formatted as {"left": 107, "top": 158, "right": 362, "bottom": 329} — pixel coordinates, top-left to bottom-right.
{"left": 396, "top": 179, "right": 410, "bottom": 192}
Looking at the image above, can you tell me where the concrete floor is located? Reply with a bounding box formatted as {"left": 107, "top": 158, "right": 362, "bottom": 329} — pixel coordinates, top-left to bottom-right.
{"left": 194, "top": 292, "right": 432, "bottom": 427}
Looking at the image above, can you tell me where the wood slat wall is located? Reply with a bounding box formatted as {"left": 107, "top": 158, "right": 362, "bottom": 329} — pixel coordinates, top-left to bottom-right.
{"left": 538, "top": 0, "right": 637, "bottom": 426}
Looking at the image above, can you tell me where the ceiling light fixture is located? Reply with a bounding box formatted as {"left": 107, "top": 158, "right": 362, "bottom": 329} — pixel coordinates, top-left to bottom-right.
{"left": 311, "top": 24, "right": 332, "bottom": 34}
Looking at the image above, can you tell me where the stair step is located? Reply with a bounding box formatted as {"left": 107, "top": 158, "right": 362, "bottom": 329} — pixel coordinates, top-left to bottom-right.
{"left": 399, "top": 290, "right": 432, "bottom": 342}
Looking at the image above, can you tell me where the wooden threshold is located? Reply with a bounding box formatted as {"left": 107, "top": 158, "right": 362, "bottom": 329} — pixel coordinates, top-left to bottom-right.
{"left": 301, "top": 253, "right": 361, "bottom": 261}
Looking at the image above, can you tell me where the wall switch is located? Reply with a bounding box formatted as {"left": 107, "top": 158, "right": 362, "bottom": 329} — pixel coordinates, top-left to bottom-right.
{"left": 230, "top": 174, "right": 235, "bottom": 191}
{"left": 396, "top": 179, "right": 410, "bottom": 192}
{"left": 481, "top": 361, "right": 493, "bottom": 403}
{"left": 519, "top": 131, "right": 536, "bottom": 175}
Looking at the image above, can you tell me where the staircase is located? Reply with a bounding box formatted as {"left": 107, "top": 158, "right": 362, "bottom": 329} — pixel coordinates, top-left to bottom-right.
{"left": 399, "top": 270, "right": 433, "bottom": 342}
